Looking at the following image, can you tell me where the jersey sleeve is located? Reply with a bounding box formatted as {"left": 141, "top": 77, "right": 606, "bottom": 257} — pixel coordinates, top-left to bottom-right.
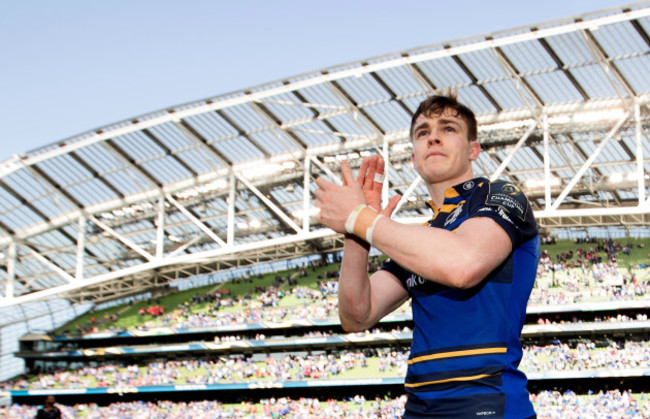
{"left": 380, "top": 259, "right": 410, "bottom": 289}
{"left": 470, "top": 180, "right": 538, "bottom": 249}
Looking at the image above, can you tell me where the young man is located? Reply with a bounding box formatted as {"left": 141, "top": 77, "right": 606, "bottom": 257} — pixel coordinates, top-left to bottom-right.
{"left": 35, "top": 395, "right": 61, "bottom": 419}
{"left": 314, "top": 94, "right": 539, "bottom": 418}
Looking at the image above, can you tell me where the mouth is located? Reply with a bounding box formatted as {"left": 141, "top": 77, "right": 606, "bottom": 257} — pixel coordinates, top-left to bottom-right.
{"left": 426, "top": 151, "right": 445, "bottom": 159}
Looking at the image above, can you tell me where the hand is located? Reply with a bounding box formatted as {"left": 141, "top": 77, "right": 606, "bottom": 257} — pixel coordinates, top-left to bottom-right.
{"left": 314, "top": 160, "right": 366, "bottom": 234}
{"left": 314, "top": 157, "right": 402, "bottom": 235}
{"left": 356, "top": 155, "right": 402, "bottom": 218}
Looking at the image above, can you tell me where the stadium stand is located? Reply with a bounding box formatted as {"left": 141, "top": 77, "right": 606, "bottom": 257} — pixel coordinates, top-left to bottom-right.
{"left": 1, "top": 238, "right": 649, "bottom": 419}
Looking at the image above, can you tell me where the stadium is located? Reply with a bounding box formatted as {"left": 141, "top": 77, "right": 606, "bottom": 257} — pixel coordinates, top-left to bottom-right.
{"left": 1, "top": 2, "right": 650, "bottom": 418}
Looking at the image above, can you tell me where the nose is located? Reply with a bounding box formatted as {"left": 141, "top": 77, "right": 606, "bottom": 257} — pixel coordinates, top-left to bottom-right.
{"left": 427, "top": 130, "right": 441, "bottom": 146}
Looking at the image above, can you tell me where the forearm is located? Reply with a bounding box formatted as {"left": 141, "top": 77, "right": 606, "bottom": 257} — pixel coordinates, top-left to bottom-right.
{"left": 338, "top": 234, "right": 373, "bottom": 331}
{"left": 369, "top": 217, "right": 504, "bottom": 289}
{"left": 316, "top": 156, "right": 411, "bottom": 329}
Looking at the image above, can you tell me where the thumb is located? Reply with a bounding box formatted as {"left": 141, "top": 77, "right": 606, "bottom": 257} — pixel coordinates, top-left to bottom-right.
{"left": 382, "top": 195, "right": 402, "bottom": 217}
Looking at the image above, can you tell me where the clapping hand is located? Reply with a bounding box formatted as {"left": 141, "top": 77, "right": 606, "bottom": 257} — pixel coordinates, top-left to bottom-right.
{"left": 314, "top": 155, "right": 401, "bottom": 236}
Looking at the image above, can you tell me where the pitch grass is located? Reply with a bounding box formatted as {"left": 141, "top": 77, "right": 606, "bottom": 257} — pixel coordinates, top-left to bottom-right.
{"left": 56, "top": 237, "right": 650, "bottom": 335}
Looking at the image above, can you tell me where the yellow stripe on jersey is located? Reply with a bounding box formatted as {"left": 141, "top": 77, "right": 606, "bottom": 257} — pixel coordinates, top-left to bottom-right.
{"left": 404, "top": 372, "right": 501, "bottom": 388}
{"left": 444, "top": 187, "right": 460, "bottom": 199}
{"left": 408, "top": 347, "right": 507, "bottom": 365}
{"left": 440, "top": 202, "right": 463, "bottom": 213}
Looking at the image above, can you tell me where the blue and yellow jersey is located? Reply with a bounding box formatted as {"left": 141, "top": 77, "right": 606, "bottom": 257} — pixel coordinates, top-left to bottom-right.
{"left": 382, "top": 177, "right": 539, "bottom": 418}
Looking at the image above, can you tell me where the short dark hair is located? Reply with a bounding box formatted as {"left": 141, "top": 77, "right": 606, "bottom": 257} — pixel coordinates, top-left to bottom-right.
{"left": 410, "top": 94, "right": 478, "bottom": 142}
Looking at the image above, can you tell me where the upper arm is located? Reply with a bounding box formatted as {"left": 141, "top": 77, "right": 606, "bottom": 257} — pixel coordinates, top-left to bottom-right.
{"left": 452, "top": 217, "right": 512, "bottom": 288}
{"left": 369, "top": 268, "right": 409, "bottom": 316}
{"left": 449, "top": 180, "right": 536, "bottom": 288}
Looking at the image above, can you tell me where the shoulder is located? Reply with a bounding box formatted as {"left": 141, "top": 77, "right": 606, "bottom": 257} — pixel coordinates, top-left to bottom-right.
{"left": 465, "top": 179, "right": 537, "bottom": 246}
{"left": 481, "top": 179, "right": 530, "bottom": 222}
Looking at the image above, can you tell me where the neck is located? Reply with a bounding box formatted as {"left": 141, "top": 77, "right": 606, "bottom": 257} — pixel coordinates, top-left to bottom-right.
{"left": 425, "top": 172, "right": 475, "bottom": 209}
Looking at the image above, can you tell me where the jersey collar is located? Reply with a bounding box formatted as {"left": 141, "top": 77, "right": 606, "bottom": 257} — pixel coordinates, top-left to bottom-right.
{"left": 425, "top": 177, "right": 487, "bottom": 214}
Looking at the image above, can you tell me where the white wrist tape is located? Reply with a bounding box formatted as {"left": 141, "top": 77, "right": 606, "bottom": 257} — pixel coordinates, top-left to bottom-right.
{"left": 345, "top": 204, "right": 382, "bottom": 245}
{"left": 366, "top": 213, "right": 383, "bottom": 245}
{"left": 345, "top": 204, "right": 367, "bottom": 234}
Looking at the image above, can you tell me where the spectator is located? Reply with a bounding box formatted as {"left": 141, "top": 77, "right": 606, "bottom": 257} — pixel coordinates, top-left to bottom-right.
{"left": 34, "top": 395, "right": 60, "bottom": 419}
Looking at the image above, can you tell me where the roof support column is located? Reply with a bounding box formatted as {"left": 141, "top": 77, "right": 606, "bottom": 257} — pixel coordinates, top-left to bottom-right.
{"left": 227, "top": 173, "right": 236, "bottom": 246}
{"left": 302, "top": 157, "right": 311, "bottom": 232}
{"left": 156, "top": 196, "right": 165, "bottom": 259}
{"left": 5, "top": 242, "right": 16, "bottom": 299}
{"left": 634, "top": 101, "right": 646, "bottom": 206}
{"left": 543, "top": 113, "right": 552, "bottom": 211}
{"left": 382, "top": 136, "right": 390, "bottom": 208}
{"left": 75, "top": 215, "right": 86, "bottom": 280}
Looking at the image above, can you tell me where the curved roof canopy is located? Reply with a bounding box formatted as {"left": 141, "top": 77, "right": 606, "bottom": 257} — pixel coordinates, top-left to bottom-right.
{"left": 1, "top": 3, "right": 649, "bottom": 307}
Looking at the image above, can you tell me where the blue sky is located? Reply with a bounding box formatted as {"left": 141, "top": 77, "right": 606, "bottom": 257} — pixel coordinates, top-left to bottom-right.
{"left": 0, "top": 0, "right": 632, "bottom": 163}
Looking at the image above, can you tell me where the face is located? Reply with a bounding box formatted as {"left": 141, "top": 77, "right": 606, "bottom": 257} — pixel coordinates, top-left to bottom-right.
{"left": 410, "top": 108, "right": 480, "bottom": 186}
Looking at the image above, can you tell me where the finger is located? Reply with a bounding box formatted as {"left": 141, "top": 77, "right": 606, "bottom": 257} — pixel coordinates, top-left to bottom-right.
{"left": 313, "top": 187, "right": 324, "bottom": 202}
{"left": 375, "top": 158, "right": 385, "bottom": 177}
{"left": 364, "top": 156, "right": 377, "bottom": 191}
{"left": 340, "top": 160, "right": 356, "bottom": 186}
{"left": 382, "top": 195, "right": 402, "bottom": 217}
{"left": 373, "top": 158, "right": 386, "bottom": 191}
{"left": 314, "top": 176, "right": 332, "bottom": 189}
{"left": 356, "top": 157, "right": 370, "bottom": 187}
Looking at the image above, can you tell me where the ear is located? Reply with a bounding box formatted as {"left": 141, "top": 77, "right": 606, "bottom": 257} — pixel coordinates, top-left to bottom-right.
{"left": 469, "top": 140, "right": 481, "bottom": 161}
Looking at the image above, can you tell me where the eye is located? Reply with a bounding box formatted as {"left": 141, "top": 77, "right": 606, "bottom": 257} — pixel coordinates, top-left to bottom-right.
{"left": 444, "top": 126, "right": 456, "bottom": 133}
{"left": 416, "top": 129, "right": 428, "bottom": 138}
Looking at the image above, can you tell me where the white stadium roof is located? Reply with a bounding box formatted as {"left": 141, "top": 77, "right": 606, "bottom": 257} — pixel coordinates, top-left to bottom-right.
{"left": 1, "top": 2, "right": 649, "bottom": 307}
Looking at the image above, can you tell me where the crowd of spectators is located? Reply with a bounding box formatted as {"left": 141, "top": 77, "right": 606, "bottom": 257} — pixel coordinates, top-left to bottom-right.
{"left": 535, "top": 312, "right": 648, "bottom": 327}
{"left": 80, "top": 262, "right": 646, "bottom": 335}
{"left": 5, "top": 241, "right": 646, "bottom": 417}
{"left": 541, "top": 237, "right": 642, "bottom": 265}
{"left": 0, "top": 396, "right": 408, "bottom": 419}
{"left": 2, "top": 349, "right": 407, "bottom": 391}
{"left": 124, "top": 280, "right": 342, "bottom": 332}
{"left": 529, "top": 261, "right": 648, "bottom": 306}
{"left": 531, "top": 389, "right": 648, "bottom": 418}
{"left": 3, "top": 340, "right": 648, "bottom": 391}
{"left": 2, "top": 390, "right": 648, "bottom": 418}
{"left": 67, "top": 240, "right": 649, "bottom": 336}
{"left": 520, "top": 341, "right": 650, "bottom": 373}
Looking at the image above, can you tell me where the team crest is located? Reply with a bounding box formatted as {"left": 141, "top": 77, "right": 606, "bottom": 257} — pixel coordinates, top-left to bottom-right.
{"left": 502, "top": 184, "right": 521, "bottom": 195}
{"left": 486, "top": 181, "right": 528, "bottom": 221}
